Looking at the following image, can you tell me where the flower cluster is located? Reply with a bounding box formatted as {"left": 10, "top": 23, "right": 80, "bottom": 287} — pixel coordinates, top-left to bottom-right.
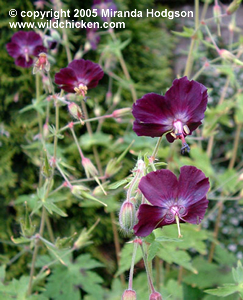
{"left": 6, "top": 31, "right": 47, "bottom": 68}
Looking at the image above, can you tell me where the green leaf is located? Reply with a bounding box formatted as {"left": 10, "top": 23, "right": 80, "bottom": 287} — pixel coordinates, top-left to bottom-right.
{"left": 43, "top": 202, "right": 68, "bottom": 217}
{"left": 0, "top": 265, "right": 5, "bottom": 282}
{"left": 171, "top": 26, "right": 194, "bottom": 37}
{"left": 148, "top": 241, "right": 162, "bottom": 261}
{"left": 183, "top": 257, "right": 234, "bottom": 289}
{"left": 232, "top": 261, "right": 243, "bottom": 284}
{"left": 0, "top": 276, "right": 29, "bottom": 299}
{"left": 44, "top": 254, "right": 104, "bottom": 300}
{"left": 204, "top": 284, "right": 239, "bottom": 297}
{"left": 11, "top": 236, "right": 31, "bottom": 244}
{"left": 80, "top": 132, "right": 112, "bottom": 150}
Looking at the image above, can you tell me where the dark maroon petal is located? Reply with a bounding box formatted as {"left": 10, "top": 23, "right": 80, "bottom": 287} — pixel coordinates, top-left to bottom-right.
{"left": 139, "top": 169, "right": 178, "bottom": 207}
{"left": 26, "top": 31, "right": 43, "bottom": 47}
{"left": 6, "top": 42, "right": 22, "bottom": 58}
{"left": 133, "top": 121, "right": 171, "bottom": 138}
{"left": 187, "top": 121, "right": 202, "bottom": 134}
{"left": 68, "top": 59, "right": 104, "bottom": 89}
{"left": 15, "top": 56, "right": 33, "bottom": 68}
{"left": 182, "top": 197, "right": 208, "bottom": 224}
{"left": 11, "top": 31, "right": 28, "bottom": 45}
{"left": 33, "top": 45, "right": 47, "bottom": 56}
{"left": 164, "top": 77, "right": 208, "bottom": 122}
{"left": 166, "top": 132, "right": 176, "bottom": 143}
{"left": 132, "top": 93, "right": 174, "bottom": 125}
{"left": 133, "top": 204, "right": 166, "bottom": 237}
{"left": 177, "top": 166, "right": 210, "bottom": 207}
{"left": 55, "top": 67, "right": 78, "bottom": 92}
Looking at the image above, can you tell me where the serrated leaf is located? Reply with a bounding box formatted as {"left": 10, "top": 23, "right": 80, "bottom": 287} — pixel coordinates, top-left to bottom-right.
{"left": 44, "top": 254, "right": 104, "bottom": 300}
{"left": 11, "top": 236, "right": 31, "bottom": 244}
{"left": 148, "top": 241, "right": 162, "bottom": 261}
{"left": 232, "top": 261, "right": 243, "bottom": 284}
{"left": 204, "top": 284, "right": 239, "bottom": 297}
{"left": 43, "top": 202, "right": 68, "bottom": 217}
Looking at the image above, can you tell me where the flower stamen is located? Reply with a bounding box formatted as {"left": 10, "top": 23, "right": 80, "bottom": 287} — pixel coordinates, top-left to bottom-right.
{"left": 74, "top": 84, "right": 88, "bottom": 97}
{"left": 175, "top": 215, "right": 183, "bottom": 238}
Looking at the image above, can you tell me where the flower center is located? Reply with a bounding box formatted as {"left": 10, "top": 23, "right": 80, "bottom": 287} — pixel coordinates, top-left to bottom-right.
{"left": 165, "top": 204, "right": 187, "bottom": 238}
{"left": 170, "top": 120, "right": 190, "bottom": 155}
{"left": 74, "top": 84, "right": 88, "bottom": 97}
{"left": 24, "top": 47, "right": 30, "bottom": 62}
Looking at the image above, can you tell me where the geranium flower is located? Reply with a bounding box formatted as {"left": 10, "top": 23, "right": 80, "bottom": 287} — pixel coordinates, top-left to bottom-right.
{"left": 6, "top": 31, "right": 47, "bottom": 68}
{"left": 132, "top": 77, "right": 208, "bottom": 154}
{"left": 133, "top": 166, "right": 210, "bottom": 237}
{"left": 54, "top": 59, "right": 104, "bottom": 96}
{"left": 86, "top": 24, "right": 100, "bottom": 50}
{"left": 92, "top": 0, "right": 117, "bottom": 21}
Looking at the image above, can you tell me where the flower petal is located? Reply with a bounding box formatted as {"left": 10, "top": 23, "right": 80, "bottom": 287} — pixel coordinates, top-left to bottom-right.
{"left": 6, "top": 42, "right": 22, "bottom": 58}
{"left": 33, "top": 45, "right": 47, "bottom": 56}
{"left": 68, "top": 59, "right": 104, "bottom": 89}
{"left": 139, "top": 169, "right": 178, "bottom": 207}
{"left": 133, "top": 204, "right": 166, "bottom": 237}
{"left": 133, "top": 121, "right": 170, "bottom": 137}
{"left": 182, "top": 197, "right": 208, "bottom": 224}
{"left": 55, "top": 67, "right": 78, "bottom": 92}
{"left": 26, "top": 31, "right": 43, "bottom": 48}
{"left": 132, "top": 93, "right": 174, "bottom": 125}
{"left": 11, "top": 31, "right": 28, "bottom": 45}
{"left": 177, "top": 166, "right": 210, "bottom": 207}
{"left": 15, "top": 56, "right": 33, "bottom": 68}
{"left": 164, "top": 77, "right": 208, "bottom": 122}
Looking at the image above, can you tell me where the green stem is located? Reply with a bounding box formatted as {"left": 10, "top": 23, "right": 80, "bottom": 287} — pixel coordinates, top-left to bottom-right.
{"left": 128, "top": 242, "right": 138, "bottom": 290}
{"left": 140, "top": 243, "right": 155, "bottom": 294}
{"left": 228, "top": 124, "right": 242, "bottom": 169}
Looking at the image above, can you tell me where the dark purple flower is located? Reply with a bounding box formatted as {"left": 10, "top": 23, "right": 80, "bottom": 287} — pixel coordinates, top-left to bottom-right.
{"left": 86, "top": 24, "right": 100, "bottom": 50}
{"left": 54, "top": 59, "right": 104, "bottom": 96}
{"left": 6, "top": 31, "right": 47, "bottom": 68}
{"left": 92, "top": 0, "right": 117, "bottom": 21}
{"left": 132, "top": 77, "right": 208, "bottom": 154}
{"left": 133, "top": 166, "right": 210, "bottom": 237}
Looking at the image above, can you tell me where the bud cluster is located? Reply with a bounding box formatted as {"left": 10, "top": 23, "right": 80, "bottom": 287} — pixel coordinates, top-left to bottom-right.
{"left": 118, "top": 159, "right": 146, "bottom": 234}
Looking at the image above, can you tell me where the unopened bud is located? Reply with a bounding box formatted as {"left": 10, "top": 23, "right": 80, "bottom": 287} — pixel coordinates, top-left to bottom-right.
{"left": 226, "top": 0, "right": 242, "bottom": 15}
{"left": 113, "top": 92, "right": 121, "bottom": 105}
{"left": 43, "top": 123, "right": 49, "bottom": 138}
{"left": 122, "top": 289, "right": 137, "bottom": 300}
{"left": 74, "top": 228, "right": 93, "bottom": 249}
{"left": 55, "top": 233, "right": 77, "bottom": 249}
{"left": 112, "top": 108, "right": 131, "bottom": 118}
{"left": 149, "top": 292, "right": 162, "bottom": 300}
{"left": 105, "top": 158, "right": 121, "bottom": 177}
{"left": 68, "top": 102, "right": 83, "bottom": 120}
{"left": 119, "top": 201, "right": 136, "bottom": 233}
{"left": 82, "top": 157, "right": 98, "bottom": 178}
{"left": 71, "top": 185, "right": 90, "bottom": 198}
{"left": 219, "top": 49, "right": 243, "bottom": 66}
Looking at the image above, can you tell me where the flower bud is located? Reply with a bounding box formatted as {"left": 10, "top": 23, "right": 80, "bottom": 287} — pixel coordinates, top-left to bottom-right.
{"left": 43, "top": 123, "right": 49, "bottom": 138}
{"left": 68, "top": 102, "right": 83, "bottom": 120}
{"left": 122, "top": 289, "right": 137, "bottom": 300}
{"left": 105, "top": 158, "right": 121, "bottom": 177}
{"left": 213, "top": 5, "right": 221, "bottom": 24}
{"left": 119, "top": 201, "right": 136, "bottom": 233}
{"left": 226, "top": 0, "right": 242, "bottom": 15}
{"left": 74, "top": 228, "right": 93, "bottom": 249}
{"left": 112, "top": 108, "right": 131, "bottom": 119}
{"left": 82, "top": 157, "right": 98, "bottom": 178}
{"left": 71, "top": 185, "right": 90, "bottom": 198}
{"left": 149, "top": 292, "right": 162, "bottom": 300}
